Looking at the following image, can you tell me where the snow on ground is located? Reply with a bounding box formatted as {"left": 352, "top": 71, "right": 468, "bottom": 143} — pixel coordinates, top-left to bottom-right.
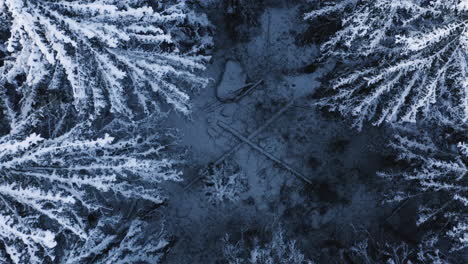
{"left": 161, "top": 1, "right": 392, "bottom": 263}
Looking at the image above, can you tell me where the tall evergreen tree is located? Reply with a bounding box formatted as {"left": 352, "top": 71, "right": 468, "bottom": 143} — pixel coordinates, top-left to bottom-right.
{"left": 307, "top": 0, "right": 467, "bottom": 129}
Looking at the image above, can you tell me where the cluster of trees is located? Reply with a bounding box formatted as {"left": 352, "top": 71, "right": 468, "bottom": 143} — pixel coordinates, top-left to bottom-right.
{"left": 221, "top": 223, "right": 452, "bottom": 263}
{"left": 223, "top": 227, "right": 314, "bottom": 264}
{"left": 0, "top": 0, "right": 465, "bottom": 262}
{"left": 0, "top": 0, "right": 211, "bottom": 263}
{"left": 307, "top": 0, "right": 467, "bottom": 258}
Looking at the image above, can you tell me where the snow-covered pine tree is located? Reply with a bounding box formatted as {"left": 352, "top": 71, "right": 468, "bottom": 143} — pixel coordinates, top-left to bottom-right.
{"left": 202, "top": 160, "right": 248, "bottom": 204}
{"left": 306, "top": 0, "right": 468, "bottom": 129}
{"left": 379, "top": 124, "right": 467, "bottom": 251}
{"left": 65, "top": 216, "right": 171, "bottom": 264}
{"left": 342, "top": 229, "right": 450, "bottom": 264}
{"left": 223, "top": 227, "right": 314, "bottom": 264}
{"left": 0, "top": 121, "right": 182, "bottom": 263}
{"left": 0, "top": 0, "right": 212, "bottom": 128}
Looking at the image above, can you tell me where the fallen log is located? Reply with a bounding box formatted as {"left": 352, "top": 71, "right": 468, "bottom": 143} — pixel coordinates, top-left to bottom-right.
{"left": 184, "top": 101, "right": 295, "bottom": 190}
{"left": 217, "top": 121, "right": 312, "bottom": 184}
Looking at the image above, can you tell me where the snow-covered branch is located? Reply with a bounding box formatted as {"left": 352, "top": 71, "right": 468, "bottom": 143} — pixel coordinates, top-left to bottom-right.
{"left": 65, "top": 216, "right": 171, "bottom": 264}
{"left": 0, "top": 0, "right": 212, "bottom": 127}
{"left": 379, "top": 125, "right": 467, "bottom": 251}
{"left": 223, "top": 227, "right": 314, "bottom": 264}
{"left": 308, "top": 0, "right": 468, "bottom": 129}
{"left": 0, "top": 123, "right": 182, "bottom": 263}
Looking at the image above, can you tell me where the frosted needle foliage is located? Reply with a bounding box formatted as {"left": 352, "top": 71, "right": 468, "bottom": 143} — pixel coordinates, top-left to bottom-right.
{"left": 0, "top": 129, "right": 182, "bottom": 263}
{"left": 307, "top": 0, "right": 468, "bottom": 129}
{"left": 0, "top": 0, "right": 212, "bottom": 122}
{"left": 380, "top": 128, "right": 467, "bottom": 251}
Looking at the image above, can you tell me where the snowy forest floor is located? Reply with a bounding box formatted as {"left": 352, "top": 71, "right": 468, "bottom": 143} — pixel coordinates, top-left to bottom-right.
{"left": 158, "top": 1, "right": 420, "bottom": 263}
